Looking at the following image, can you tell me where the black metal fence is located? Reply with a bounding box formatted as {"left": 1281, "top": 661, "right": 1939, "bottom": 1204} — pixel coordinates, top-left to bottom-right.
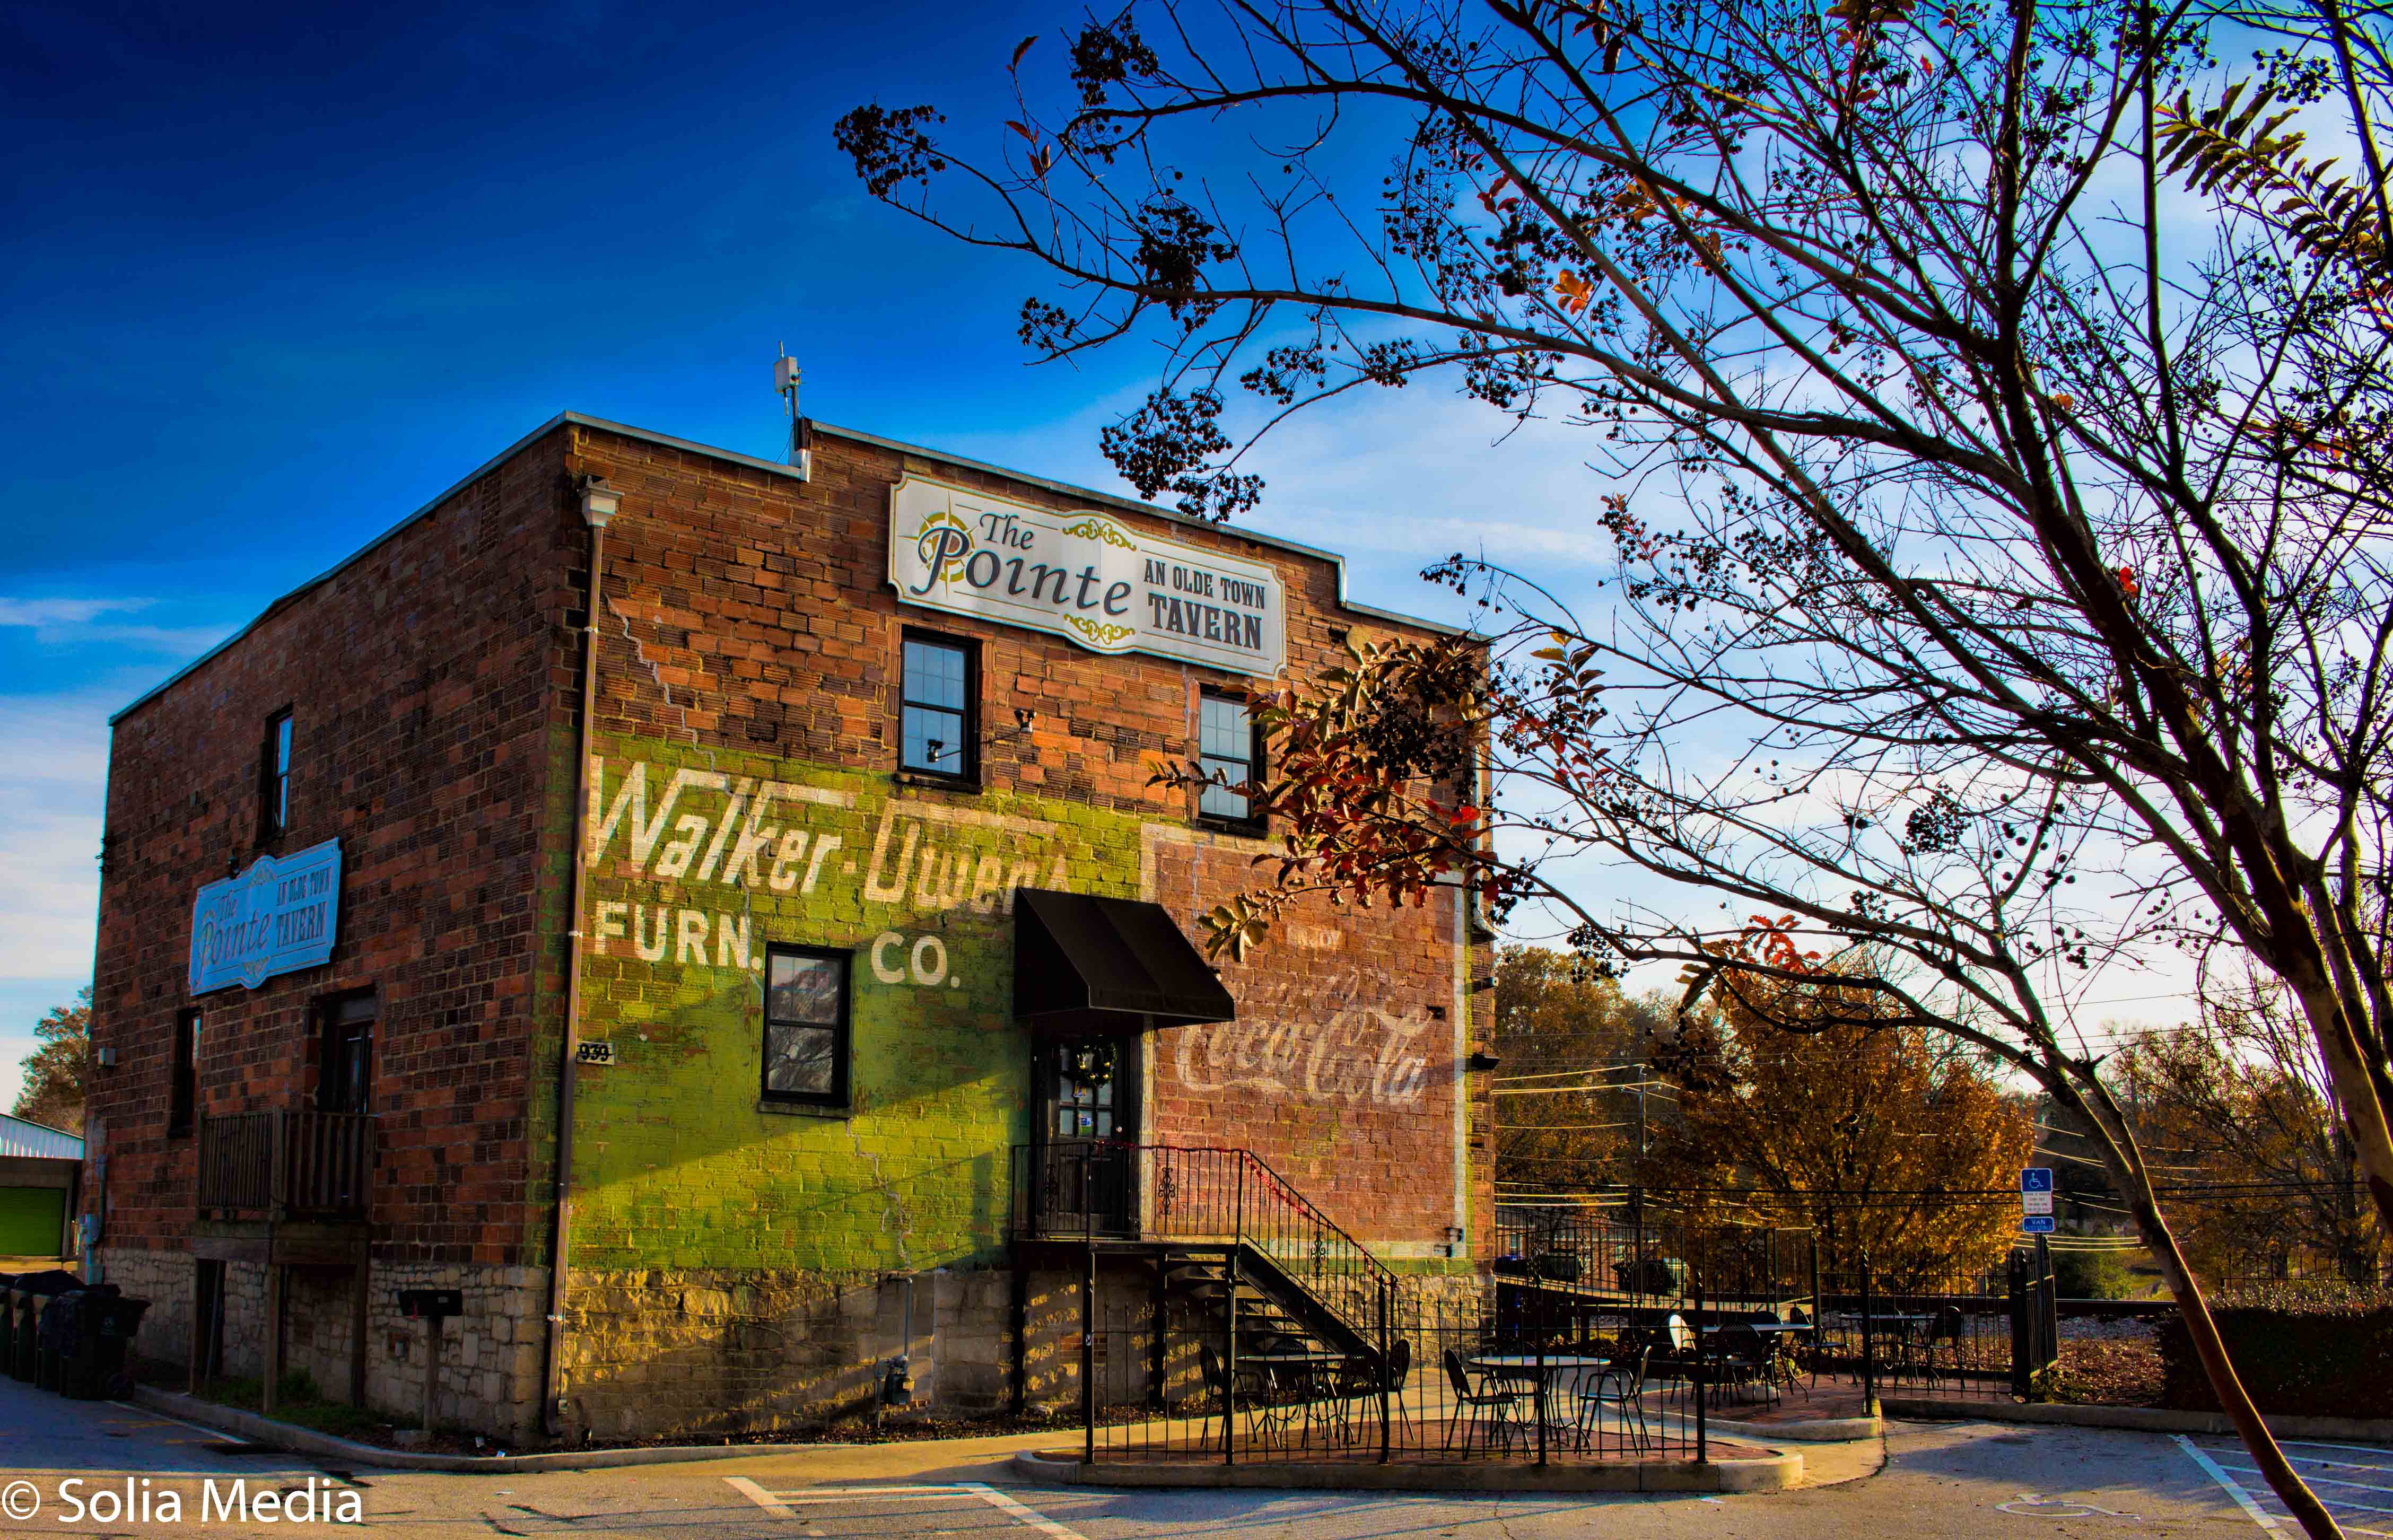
{"left": 1077, "top": 1283, "right": 1748, "bottom": 1466}
{"left": 1036, "top": 1165, "right": 2065, "bottom": 1466}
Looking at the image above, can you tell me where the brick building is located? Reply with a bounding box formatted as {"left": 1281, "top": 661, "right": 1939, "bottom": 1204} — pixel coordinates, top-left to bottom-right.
{"left": 84, "top": 412, "right": 1494, "bottom": 1440}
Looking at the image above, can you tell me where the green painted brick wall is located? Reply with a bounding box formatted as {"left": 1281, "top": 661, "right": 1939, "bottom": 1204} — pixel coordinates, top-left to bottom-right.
{"left": 561, "top": 731, "right": 1153, "bottom": 1274}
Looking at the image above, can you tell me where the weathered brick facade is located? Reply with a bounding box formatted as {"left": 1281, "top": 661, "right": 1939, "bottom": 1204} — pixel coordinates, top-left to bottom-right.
{"left": 84, "top": 413, "right": 1493, "bottom": 1440}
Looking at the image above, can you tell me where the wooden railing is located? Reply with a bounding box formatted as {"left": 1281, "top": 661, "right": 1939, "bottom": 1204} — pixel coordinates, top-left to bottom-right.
{"left": 196, "top": 1110, "right": 376, "bottom": 1219}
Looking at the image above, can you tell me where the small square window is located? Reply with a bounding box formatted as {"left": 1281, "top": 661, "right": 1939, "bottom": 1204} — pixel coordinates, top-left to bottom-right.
{"left": 1198, "top": 692, "right": 1263, "bottom": 830}
{"left": 900, "top": 634, "right": 976, "bottom": 780}
{"left": 764, "top": 945, "right": 851, "bottom": 1108}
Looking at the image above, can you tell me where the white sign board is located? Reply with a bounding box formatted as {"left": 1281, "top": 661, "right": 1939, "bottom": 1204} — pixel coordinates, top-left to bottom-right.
{"left": 189, "top": 838, "right": 343, "bottom": 993}
{"left": 2021, "top": 1191, "right": 2054, "bottom": 1215}
{"left": 888, "top": 475, "right": 1286, "bottom": 678}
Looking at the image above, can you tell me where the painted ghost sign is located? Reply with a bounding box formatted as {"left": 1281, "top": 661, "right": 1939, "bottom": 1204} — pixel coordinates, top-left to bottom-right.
{"left": 887, "top": 475, "right": 1287, "bottom": 677}
{"left": 1173, "top": 977, "right": 1434, "bottom": 1108}
{"left": 188, "top": 838, "right": 343, "bottom": 993}
{"left": 581, "top": 757, "right": 1079, "bottom": 974}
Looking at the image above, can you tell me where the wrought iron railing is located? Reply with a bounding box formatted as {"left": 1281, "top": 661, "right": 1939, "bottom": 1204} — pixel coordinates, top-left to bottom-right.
{"left": 196, "top": 1110, "right": 376, "bottom": 1219}
{"left": 1014, "top": 1141, "right": 1399, "bottom": 1345}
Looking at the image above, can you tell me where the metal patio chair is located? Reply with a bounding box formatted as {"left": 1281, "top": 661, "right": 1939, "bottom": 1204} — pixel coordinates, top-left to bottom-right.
{"left": 1572, "top": 1346, "right": 1652, "bottom": 1455}
{"left": 1441, "top": 1347, "right": 1531, "bottom": 1453}
{"left": 1199, "top": 1343, "right": 1282, "bottom": 1452}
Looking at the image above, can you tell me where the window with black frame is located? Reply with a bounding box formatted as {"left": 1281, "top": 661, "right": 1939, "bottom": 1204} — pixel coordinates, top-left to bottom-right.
{"left": 763, "top": 945, "right": 850, "bottom": 1108}
{"left": 1197, "top": 690, "right": 1262, "bottom": 829}
{"left": 169, "top": 1009, "right": 199, "bottom": 1138}
{"left": 899, "top": 634, "right": 975, "bottom": 779}
{"left": 316, "top": 991, "right": 374, "bottom": 1115}
{"left": 259, "top": 709, "right": 293, "bottom": 842}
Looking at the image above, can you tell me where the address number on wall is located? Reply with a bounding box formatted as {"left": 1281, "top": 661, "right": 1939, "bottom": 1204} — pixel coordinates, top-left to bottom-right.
{"left": 575, "top": 1041, "right": 617, "bottom": 1066}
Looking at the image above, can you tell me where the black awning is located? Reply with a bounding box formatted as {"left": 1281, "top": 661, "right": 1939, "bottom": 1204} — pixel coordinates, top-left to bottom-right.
{"left": 1013, "top": 888, "right": 1237, "bottom": 1037}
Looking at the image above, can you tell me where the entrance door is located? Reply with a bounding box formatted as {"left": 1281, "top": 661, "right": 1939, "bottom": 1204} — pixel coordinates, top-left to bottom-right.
{"left": 1036, "top": 1037, "right": 1140, "bottom": 1236}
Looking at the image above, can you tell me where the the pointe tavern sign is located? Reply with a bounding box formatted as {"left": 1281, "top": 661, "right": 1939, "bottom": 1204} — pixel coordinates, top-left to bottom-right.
{"left": 887, "top": 476, "right": 1286, "bottom": 678}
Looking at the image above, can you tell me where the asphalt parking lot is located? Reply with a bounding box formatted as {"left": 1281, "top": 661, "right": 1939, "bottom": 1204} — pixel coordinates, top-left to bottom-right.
{"left": 2, "top": 1371, "right": 2382, "bottom": 1539}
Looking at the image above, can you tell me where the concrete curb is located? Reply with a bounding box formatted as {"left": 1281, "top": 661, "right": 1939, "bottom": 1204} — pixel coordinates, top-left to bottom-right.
{"left": 1006, "top": 1446, "right": 1803, "bottom": 1493}
{"left": 127, "top": 1388, "right": 866, "bottom": 1473}
{"left": 1880, "top": 1397, "right": 2393, "bottom": 1444}
{"left": 1702, "top": 1412, "right": 1881, "bottom": 1443}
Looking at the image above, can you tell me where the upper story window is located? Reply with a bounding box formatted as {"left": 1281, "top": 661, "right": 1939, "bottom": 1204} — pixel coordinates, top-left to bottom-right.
{"left": 763, "top": 945, "right": 851, "bottom": 1109}
{"left": 1198, "top": 690, "right": 1263, "bottom": 831}
{"left": 259, "top": 710, "right": 294, "bottom": 843}
{"left": 168, "top": 1009, "right": 199, "bottom": 1139}
{"left": 316, "top": 990, "right": 375, "bottom": 1116}
{"left": 899, "top": 633, "right": 976, "bottom": 781}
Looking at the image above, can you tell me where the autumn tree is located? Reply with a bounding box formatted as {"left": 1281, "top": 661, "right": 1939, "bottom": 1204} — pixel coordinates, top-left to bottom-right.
{"left": 1489, "top": 946, "right": 1659, "bottom": 1198}
{"left": 2114, "top": 969, "right": 2387, "bottom": 1287}
{"left": 1643, "top": 966, "right": 2034, "bottom": 1285}
{"left": 12, "top": 987, "right": 89, "bottom": 1134}
{"left": 839, "top": 0, "right": 2392, "bottom": 1527}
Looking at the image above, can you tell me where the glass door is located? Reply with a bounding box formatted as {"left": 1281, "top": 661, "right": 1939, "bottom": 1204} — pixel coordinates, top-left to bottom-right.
{"left": 1036, "top": 1037, "right": 1139, "bottom": 1236}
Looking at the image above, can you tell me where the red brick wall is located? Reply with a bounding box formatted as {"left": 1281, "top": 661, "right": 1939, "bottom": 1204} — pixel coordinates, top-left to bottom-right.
{"left": 566, "top": 422, "right": 1492, "bottom": 1249}
{"left": 1146, "top": 835, "right": 1487, "bottom": 1250}
{"left": 91, "top": 434, "right": 575, "bottom": 1264}
{"left": 90, "top": 413, "right": 1494, "bottom": 1268}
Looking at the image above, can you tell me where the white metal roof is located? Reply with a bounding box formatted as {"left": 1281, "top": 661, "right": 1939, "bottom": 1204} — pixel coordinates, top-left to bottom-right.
{"left": 0, "top": 1115, "right": 83, "bottom": 1161}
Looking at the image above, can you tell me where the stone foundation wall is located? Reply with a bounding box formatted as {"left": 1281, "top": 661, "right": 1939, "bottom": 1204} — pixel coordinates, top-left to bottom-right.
{"left": 369, "top": 1261, "right": 547, "bottom": 1442}
{"left": 90, "top": 1247, "right": 545, "bottom": 1441}
{"left": 98, "top": 1245, "right": 1494, "bottom": 1444}
{"left": 557, "top": 1260, "right": 1166, "bottom": 1440}
{"left": 91, "top": 1247, "right": 198, "bottom": 1369}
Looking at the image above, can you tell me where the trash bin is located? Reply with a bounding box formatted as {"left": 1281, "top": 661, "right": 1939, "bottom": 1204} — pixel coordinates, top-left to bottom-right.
{"left": 33, "top": 1283, "right": 115, "bottom": 1394}
{"left": 59, "top": 1294, "right": 149, "bottom": 1400}
{"left": 7, "top": 1271, "right": 79, "bottom": 1384}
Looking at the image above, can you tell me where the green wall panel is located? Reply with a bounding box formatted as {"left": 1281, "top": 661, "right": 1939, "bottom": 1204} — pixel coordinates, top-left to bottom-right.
{"left": 567, "top": 735, "right": 1150, "bottom": 1275}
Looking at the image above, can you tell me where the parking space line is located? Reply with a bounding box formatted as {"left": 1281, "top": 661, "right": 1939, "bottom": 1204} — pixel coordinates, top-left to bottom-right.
{"left": 2215, "top": 1463, "right": 2393, "bottom": 1498}
{"left": 721, "top": 1478, "right": 1089, "bottom": 1540}
{"left": 2176, "top": 1436, "right": 2281, "bottom": 1532}
{"left": 961, "top": 1483, "right": 1091, "bottom": 1540}
{"left": 722, "top": 1477, "right": 793, "bottom": 1519}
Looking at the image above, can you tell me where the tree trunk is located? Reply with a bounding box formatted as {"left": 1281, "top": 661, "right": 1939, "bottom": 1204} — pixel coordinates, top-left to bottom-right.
{"left": 2284, "top": 955, "right": 2393, "bottom": 1245}
{"left": 2129, "top": 1190, "right": 2345, "bottom": 1538}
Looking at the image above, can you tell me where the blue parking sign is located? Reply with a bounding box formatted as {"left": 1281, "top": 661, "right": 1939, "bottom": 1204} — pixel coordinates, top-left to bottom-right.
{"left": 2020, "top": 1167, "right": 2055, "bottom": 1194}
{"left": 2022, "top": 1214, "right": 2056, "bottom": 1233}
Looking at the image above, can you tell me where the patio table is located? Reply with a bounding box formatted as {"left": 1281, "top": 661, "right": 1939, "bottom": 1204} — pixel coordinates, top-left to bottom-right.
{"left": 1238, "top": 1351, "right": 1362, "bottom": 1442}
{"left": 1465, "top": 1353, "right": 1622, "bottom": 1436}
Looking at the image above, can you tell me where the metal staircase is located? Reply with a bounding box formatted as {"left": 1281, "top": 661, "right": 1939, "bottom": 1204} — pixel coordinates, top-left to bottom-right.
{"left": 1013, "top": 1141, "right": 1398, "bottom": 1370}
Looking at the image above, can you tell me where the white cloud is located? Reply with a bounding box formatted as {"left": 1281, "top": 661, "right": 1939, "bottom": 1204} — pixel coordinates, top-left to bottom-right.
{"left": 0, "top": 597, "right": 149, "bottom": 628}
{"left": 0, "top": 688, "right": 114, "bottom": 987}
{"left": 0, "top": 597, "right": 221, "bottom": 656}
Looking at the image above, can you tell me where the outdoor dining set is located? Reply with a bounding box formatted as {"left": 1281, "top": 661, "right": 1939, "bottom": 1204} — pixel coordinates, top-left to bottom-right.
{"left": 1192, "top": 1309, "right": 1849, "bottom": 1459}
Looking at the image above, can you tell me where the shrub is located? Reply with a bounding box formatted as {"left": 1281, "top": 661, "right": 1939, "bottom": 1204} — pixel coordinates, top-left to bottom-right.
{"left": 2052, "top": 1250, "right": 2135, "bottom": 1299}
{"left": 2158, "top": 1290, "right": 2393, "bottom": 1417}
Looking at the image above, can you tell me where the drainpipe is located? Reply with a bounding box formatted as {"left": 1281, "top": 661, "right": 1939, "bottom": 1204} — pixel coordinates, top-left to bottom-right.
{"left": 540, "top": 472, "right": 621, "bottom": 1439}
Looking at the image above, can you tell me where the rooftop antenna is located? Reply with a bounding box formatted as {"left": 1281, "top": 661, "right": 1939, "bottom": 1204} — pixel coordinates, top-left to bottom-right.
{"left": 776, "top": 343, "right": 813, "bottom": 480}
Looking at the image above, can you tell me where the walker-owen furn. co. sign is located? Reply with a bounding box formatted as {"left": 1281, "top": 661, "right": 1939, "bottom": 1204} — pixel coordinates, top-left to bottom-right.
{"left": 888, "top": 475, "right": 1286, "bottom": 677}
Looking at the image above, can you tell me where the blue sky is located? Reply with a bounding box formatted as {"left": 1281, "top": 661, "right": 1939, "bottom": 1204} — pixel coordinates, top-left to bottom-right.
{"left": 1, "top": 2, "right": 2199, "bottom": 1109}
{"left": 0, "top": 0, "right": 1637, "bottom": 1105}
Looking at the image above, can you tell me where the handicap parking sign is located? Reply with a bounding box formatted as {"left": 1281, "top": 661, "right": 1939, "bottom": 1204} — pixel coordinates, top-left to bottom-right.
{"left": 2022, "top": 1214, "right": 2057, "bottom": 1234}
{"left": 2020, "top": 1167, "right": 2055, "bottom": 1194}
